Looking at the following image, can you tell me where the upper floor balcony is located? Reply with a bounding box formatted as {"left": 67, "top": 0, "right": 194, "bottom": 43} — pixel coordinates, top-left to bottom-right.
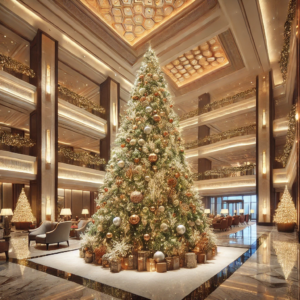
{"left": 179, "top": 88, "right": 256, "bottom": 130}
{"left": 273, "top": 117, "right": 289, "bottom": 137}
{"left": 0, "top": 150, "right": 36, "bottom": 183}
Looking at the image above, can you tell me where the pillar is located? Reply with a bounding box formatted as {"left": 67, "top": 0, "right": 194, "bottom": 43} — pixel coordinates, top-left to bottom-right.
{"left": 29, "top": 30, "right": 58, "bottom": 224}
{"left": 100, "top": 77, "right": 120, "bottom": 170}
{"left": 256, "top": 73, "right": 274, "bottom": 224}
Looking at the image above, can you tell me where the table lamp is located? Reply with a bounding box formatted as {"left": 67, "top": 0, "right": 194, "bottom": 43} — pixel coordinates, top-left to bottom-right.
{"left": 204, "top": 209, "right": 210, "bottom": 216}
{"left": 82, "top": 209, "right": 89, "bottom": 218}
{"left": 0, "top": 208, "right": 13, "bottom": 236}
{"left": 239, "top": 209, "right": 244, "bottom": 215}
{"left": 60, "top": 208, "right": 72, "bottom": 221}
{"left": 220, "top": 209, "right": 228, "bottom": 217}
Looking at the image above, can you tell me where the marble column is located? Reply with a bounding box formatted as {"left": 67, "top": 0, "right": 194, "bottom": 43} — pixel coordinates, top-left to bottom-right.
{"left": 256, "top": 73, "right": 273, "bottom": 224}
{"left": 100, "top": 77, "right": 120, "bottom": 170}
{"left": 30, "top": 31, "right": 58, "bottom": 224}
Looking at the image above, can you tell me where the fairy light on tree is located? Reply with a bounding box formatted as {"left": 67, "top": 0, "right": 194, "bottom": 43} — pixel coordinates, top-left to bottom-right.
{"left": 82, "top": 48, "right": 216, "bottom": 270}
{"left": 273, "top": 186, "right": 296, "bottom": 232}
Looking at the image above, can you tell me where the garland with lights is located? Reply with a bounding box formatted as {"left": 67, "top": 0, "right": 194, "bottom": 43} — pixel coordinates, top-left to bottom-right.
{"left": 184, "top": 124, "right": 256, "bottom": 150}
{"left": 279, "top": 0, "right": 296, "bottom": 81}
{"left": 0, "top": 131, "right": 35, "bottom": 148}
{"left": 179, "top": 87, "right": 256, "bottom": 121}
{"left": 275, "top": 104, "right": 296, "bottom": 167}
{"left": 192, "top": 163, "right": 256, "bottom": 180}
{"left": 58, "top": 85, "right": 105, "bottom": 114}
{"left": 58, "top": 146, "right": 106, "bottom": 165}
{"left": 0, "top": 53, "right": 35, "bottom": 78}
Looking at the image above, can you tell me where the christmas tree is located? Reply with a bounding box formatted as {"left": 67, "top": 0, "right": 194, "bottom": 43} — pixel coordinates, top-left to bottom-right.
{"left": 85, "top": 49, "right": 215, "bottom": 263}
{"left": 273, "top": 186, "right": 297, "bottom": 224}
{"left": 11, "top": 188, "right": 36, "bottom": 223}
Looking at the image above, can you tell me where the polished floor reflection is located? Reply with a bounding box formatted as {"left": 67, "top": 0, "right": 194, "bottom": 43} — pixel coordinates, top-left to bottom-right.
{"left": 0, "top": 225, "right": 298, "bottom": 300}
{"left": 207, "top": 228, "right": 300, "bottom": 300}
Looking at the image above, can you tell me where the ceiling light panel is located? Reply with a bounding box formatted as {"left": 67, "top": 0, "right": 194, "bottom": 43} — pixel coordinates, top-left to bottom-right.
{"left": 80, "top": 0, "right": 195, "bottom": 45}
{"left": 163, "top": 36, "right": 229, "bottom": 87}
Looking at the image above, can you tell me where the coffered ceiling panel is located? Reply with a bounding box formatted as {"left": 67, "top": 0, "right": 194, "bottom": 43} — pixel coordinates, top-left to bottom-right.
{"left": 163, "top": 36, "right": 229, "bottom": 87}
{"left": 80, "top": 0, "right": 195, "bottom": 45}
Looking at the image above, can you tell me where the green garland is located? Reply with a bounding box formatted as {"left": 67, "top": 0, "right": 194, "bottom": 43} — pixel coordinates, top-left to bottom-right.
{"left": 184, "top": 124, "right": 256, "bottom": 150}
{"left": 275, "top": 105, "right": 296, "bottom": 167}
{"left": 59, "top": 146, "right": 106, "bottom": 165}
{"left": 0, "top": 131, "right": 35, "bottom": 147}
{"left": 193, "top": 163, "right": 256, "bottom": 180}
{"left": 279, "top": 0, "right": 296, "bottom": 81}
{"left": 0, "top": 53, "right": 35, "bottom": 78}
{"left": 58, "top": 85, "right": 105, "bottom": 113}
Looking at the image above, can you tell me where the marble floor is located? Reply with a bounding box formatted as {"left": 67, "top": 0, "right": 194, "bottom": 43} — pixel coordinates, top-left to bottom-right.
{"left": 0, "top": 224, "right": 298, "bottom": 300}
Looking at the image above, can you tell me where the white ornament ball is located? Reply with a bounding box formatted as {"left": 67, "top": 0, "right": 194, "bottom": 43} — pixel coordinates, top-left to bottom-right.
{"left": 173, "top": 200, "right": 179, "bottom": 207}
{"left": 189, "top": 221, "right": 195, "bottom": 227}
{"left": 144, "top": 126, "right": 152, "bottom": 134}
{"left": 117, "top": 160, "right": 125, "bottom": 168}
{"left": 145, "top": 106, "right": 152, "bottom": 113}
{"left": 158, "top": 206, "right": 165, "bottom": 212}
{"left": 153, "top": 251, "right": 165, "bottom": 262}
{"left": 176, "top": 224, "right": 186, "bottom": 235}
{"left": 195, "top": 219, "right": 202, "bottom": 225}
{"left": 160, "top": 223, "right": 168, "bottom": 231}
{"left": 153, "top": 74, "right": 159, "bottom": 81}
{"left": 142, "top": 146, "right": 148, "bottom": 153}
{"left": 113, "top": 217, "right": 121, "bottom": 226}
{"left": 138, "top": 139, "right": 145, "bottom": 146}
{"left": 130, "top": 139, "right": 137, "bottom": 146}
{"left": 139, "top": 88, "right": 146, "bottom": 95}
{"left": 145, "top": 175, "right": 150, "bottom": 181}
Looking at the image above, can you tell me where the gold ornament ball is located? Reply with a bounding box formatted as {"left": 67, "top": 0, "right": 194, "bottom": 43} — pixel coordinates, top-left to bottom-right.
{"left": 106, "top": 232, "right": 113, "bottom": 239}
{"left": 148, "top": 153, "right": 158, "bottom": 162}
{"left": 129, "top": 214, "right": 140, "bottom": 225}
{"left": 152, "top": 166, "right": 158, "bottom": 171}
{"left": 150, "top": 206, "right": 156, "bottom": 212}
{"left": 144, "top": 234, "right": 150, "bottom": 241}
{"left": 142, "top": 207, "right": 149, "bottom": 213}
{"left": 153, "top": 114, "right": 161, "bottom": 122}
{"left": 130, "top": 191, "right": 143, "bottom": 203}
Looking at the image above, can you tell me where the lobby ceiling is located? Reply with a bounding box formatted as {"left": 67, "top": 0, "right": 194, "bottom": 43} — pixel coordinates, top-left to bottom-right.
{"left": 79, "top": 0, "right": 196, "bottom": 45}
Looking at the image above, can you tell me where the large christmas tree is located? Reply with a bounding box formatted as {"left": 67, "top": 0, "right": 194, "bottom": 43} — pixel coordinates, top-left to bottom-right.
{"left": 85, "top": 49, "right": 215, "bottom": 263}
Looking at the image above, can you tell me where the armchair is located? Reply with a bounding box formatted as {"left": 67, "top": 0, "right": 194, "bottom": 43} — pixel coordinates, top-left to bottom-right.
{"left": 28, "top": 221, "right": 57, "bottom": 246}
{"left": 227, "top": 216, "right": 233, "bottom": 229}
{"left": 213, "top": 218, "right": 228, "bottom": 231}
{"left": 245, "top": 214, "right": 249, "bottom": 224}
{"left": 240, "top": 215, "right": 245, "bottom": 224}
{"left": 232, "top": 216, "right": 240, "bottom": 226}
{"left": 74, "top": 219, "right": 91, "bottom": 239}
{"left": 35, "top": 221, "right": 72, "bottom": 250}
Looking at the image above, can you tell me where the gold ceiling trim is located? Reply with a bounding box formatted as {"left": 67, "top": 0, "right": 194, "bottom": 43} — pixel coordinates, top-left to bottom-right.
{"left": 162, "top": 36, "right": 229, "bottom": 87}
{"left": 79, "top": 0, "right": 196, "bottom": 46}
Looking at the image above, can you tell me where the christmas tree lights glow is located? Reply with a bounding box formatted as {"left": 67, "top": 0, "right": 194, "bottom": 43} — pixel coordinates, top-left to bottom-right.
{"left": 273, "top": 186, "right": 297, "bottom": 224}
{"left": 11, "top": 188, "right": 36, "bottom": 223}
{"left": 83, "top": 48, "right": 216, "bottom": 263}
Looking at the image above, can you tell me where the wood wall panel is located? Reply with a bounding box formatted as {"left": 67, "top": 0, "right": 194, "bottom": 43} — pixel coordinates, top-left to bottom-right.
{"left": 71, "top": 190, "right": 82, "bottom": 218}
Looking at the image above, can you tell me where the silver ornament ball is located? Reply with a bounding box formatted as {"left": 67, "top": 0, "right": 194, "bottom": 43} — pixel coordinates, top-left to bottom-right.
{"left": 176, "top": 224, "right": 186, "bottom": 235}
{"left": 113, "top": 217, "right": 121, "bottom": 226}
{"left": 145, "top": 106, "right": 152, "bottom": 113}
{"left": 138, "top": 139, "right": 145, "bottom": 146}
{"left": 160, "top": 223, "right": 168, "bottom": 231}
{"left": 117, "top": 160, "right": 125, "bottom": 168}
{"left": 130, "top": 139, "right": 137, "bottom": 145}
{"left": 153, "top": 74, "right": 159, "bottom": 81}
{"left": 153, "top": 251, "right": 165, "bottom": 262}
{"left": 139, "top": 88, "right": 145, "bottom": 95}
{"left": 144, "top": 126, "right": 152, "bottom": 134}
{"left": 158, "top": 206, "right": 165, "bottom": 212}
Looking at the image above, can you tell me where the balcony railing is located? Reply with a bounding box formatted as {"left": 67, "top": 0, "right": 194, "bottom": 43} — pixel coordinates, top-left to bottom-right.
{"left": 0, "top": 53, "right": 35, "bottom": 83}
{"left": 193, "top": 164, "right": 256, "bottom": 181}
{"left": 58, "top": 84, "right": 105, "bottom": 117}
{"left": 179, "top": 87, "right": 256, "bottom": 122}
{"left": 184, "top": 124, "right": 256, "bottom": 150}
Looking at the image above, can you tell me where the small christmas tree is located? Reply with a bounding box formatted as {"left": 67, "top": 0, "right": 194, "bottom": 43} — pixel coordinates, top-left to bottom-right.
{"left": 84, "top": 48, "right": 216, "bottom": 267}
{"left": 11, "top": 188, "right": 36, "bottom": 223}
{"left": 273, "top": 186, "right": 297, "bottom": 224}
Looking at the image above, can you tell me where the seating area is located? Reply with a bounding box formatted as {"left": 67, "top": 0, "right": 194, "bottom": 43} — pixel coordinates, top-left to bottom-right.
{"left": 212, "top": 215, "right": 250, "bottom": 231}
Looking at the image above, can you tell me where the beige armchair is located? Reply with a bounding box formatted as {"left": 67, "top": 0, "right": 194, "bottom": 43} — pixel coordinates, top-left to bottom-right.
{"left": 75, "top": 219, "right": 91, "bottom": 239}
{"left": 35, "top": 221, "right": 72, "bottom": 250}
{"left": 28, "top": 221, "right": 58, "bottom": 246}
